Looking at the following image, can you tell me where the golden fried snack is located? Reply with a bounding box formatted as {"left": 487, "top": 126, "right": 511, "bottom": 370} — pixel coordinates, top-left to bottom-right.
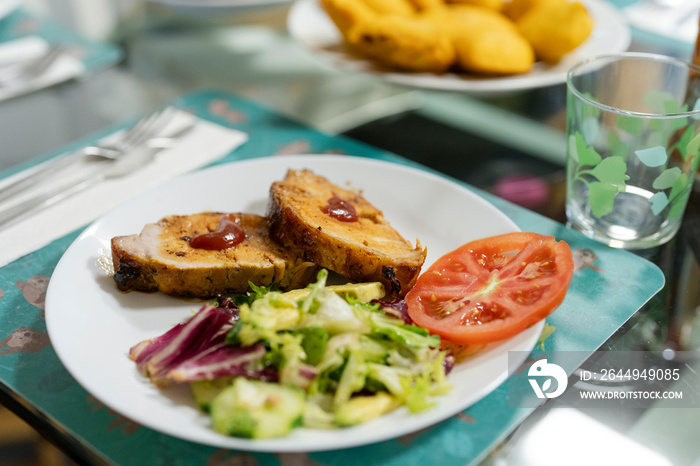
{"left": 359, "top": 0, "right": 416, "bottom": 16}
{"left": 446, "top": 0, "right": 504, "bottom": 12}
{"left": 421, "top": 5, "right": 534, "bottom": 74}
{"left": 320, "top": 0, "right": 376, "bottom": 36}
{"left": 502, "top": 0, "right": 563, "bottom": 21}
{"left": 452, "top": 29, "right": 535, "bottom": 75}
{"left": 407, "top": 0, "right": 445, "bottom": 10}
{"left": 347, "top": 15, "right": 456, "bottom": 72}
{"left": 516, "top": 1, "right": 593, "bottom": 62}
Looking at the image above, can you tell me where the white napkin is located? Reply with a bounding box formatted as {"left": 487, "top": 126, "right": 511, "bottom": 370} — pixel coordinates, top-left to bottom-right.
{"left": 624, "top": 1, "right": 700, "bottom": 45}
{"left": 0, "top": 35, "right": 85, "bottom": 101}
{"left": 0, "top": 110, "right": 248, "bottom": 266}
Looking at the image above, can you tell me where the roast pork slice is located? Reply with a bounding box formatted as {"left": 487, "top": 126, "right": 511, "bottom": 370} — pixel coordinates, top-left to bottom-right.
{"left": 111, "top": 212, "right": 319, "bottom": 298}
{"left": 267, "top": 169, "right": 426, "bottom": 297}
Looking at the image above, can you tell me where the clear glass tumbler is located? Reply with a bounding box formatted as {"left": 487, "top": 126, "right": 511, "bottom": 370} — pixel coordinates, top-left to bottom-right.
{"left": 566, "top": 52, "right": 700, "bottom": 249}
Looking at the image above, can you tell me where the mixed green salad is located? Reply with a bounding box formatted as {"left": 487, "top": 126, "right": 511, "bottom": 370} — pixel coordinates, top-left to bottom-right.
{"left": 130, "top": 270, "right": 453, "bottom": 439}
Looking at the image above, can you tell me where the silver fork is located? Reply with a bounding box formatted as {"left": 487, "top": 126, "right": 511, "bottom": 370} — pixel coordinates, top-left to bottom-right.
{"left": 0, "top": 146, "right": 157, "bottom": 229}
{"left": 0, "top": 45, "right": 67, "bottom": 88}
{"left": 0, "top": 107, "right": 177, "bottom": 204}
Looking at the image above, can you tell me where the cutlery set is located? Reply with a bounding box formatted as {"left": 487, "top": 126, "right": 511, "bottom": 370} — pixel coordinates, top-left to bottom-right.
{"left": 0, "top": 107, "right": 196, "bottom": 229}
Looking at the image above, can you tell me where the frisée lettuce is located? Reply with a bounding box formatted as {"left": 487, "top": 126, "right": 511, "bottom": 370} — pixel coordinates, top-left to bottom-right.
{"left": 129, "top": 270, "right": 452, "bottom": 439}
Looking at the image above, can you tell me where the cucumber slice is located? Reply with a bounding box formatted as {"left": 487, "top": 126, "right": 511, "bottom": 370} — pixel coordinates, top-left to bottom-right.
{"left": 190, "top": 377, "right": 234, "bottom": 412}
{"left": 210, "top": 378, "right": 306, "bottom": 439}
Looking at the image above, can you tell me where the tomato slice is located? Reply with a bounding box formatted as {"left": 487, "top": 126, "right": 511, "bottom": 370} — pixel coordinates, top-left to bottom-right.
{"left": 405, "top": 232, "right": 573, "bottom": 345}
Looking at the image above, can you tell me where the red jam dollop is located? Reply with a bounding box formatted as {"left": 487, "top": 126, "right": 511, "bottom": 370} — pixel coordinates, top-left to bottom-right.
{"left": 190, "top": 214, "right": 245, "bottom": 250}
{"left": 321, "top": 195, "right": 358, "bottom": 222}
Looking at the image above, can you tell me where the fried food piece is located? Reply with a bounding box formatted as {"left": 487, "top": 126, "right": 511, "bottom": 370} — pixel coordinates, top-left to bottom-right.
{"left": 421, "top": 5, "right": 534, "bottom": 74}
{"left": 358, "top": 0, "right": 416, "bottom": 16}
{"left": 446, "top": 0, "right": 504, "bottom": 12}
{"left": 516, "top": 1, "right": 593, "bottom": 62}
{"left": 320, "top": 0, "right": 376, "bottom": 36}
{"left": 347, "top": 14, "right": 456, "bottom": 72}
{"left": 111, "top": 213, "right": 319, "bottom": 298}
{"left": 267, "top": 169, "right": 427, "bottom": 297}
{"left": 502, "top": 0, "right": 563, "bottom": 20}
{"left": 452, "top": 29, "right": 534, "bottom": 75}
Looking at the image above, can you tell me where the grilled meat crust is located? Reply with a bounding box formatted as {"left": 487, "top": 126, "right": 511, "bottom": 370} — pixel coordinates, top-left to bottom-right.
{"left": 111, "top": 212, "right": 319, "bottom": 298}
{"left": 267, "top": 169, "right": 426, "bottom": 296}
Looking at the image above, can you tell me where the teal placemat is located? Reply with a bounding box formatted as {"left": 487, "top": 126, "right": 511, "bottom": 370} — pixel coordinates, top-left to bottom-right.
{"left": 0, "top": 90, "right": 665, "bottom": 465}
{"left": 0, "top": 6, "right": 122, "bottom": 80}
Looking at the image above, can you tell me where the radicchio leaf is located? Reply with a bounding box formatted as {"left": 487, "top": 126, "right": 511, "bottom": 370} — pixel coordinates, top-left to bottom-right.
{"left": 168, "top": 343, "right": 275, "bottom": 383}
{"left": 129, "top": 304, "right": 272, "bottom": 386}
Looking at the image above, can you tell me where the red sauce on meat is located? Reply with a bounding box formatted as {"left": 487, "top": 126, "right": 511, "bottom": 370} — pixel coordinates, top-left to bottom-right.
{"left": 190, "top": 214, "right": 245, "bottom": 250}
{"left": 321, "top": 195, "right": 358, "bottom": 222}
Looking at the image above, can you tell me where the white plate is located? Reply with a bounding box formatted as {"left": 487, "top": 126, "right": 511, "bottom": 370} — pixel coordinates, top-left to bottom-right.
{"left": 45, "top": 155, "right": 543, "bottom": 452}
{"left": 0, "top": 0, "right": 22, "bottom": 19}
{"left": 288, "top": 0, "right": 631, "bottom": 96}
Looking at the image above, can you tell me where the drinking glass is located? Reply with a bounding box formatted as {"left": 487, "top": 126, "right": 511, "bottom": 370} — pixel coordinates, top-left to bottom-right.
{"left": 566, "top": 52, "right": 700, "bottom": 249}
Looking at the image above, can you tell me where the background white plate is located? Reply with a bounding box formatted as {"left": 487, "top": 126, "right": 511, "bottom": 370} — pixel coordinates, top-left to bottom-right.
{"left": 46, "top": 155, "right": 543, "bottom": 452}
{"left": 288, "top": 0, "right": 631, "bottom": 95}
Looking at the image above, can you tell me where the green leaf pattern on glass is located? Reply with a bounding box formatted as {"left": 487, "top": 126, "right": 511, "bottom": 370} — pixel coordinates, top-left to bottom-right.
{"left": 571, "top": 92, "right": 698, "bottom": 220}
{"left": 668, "top": 177, "right": 690, "bottom": 219}
{"left": 574, "top": 131, "right": 601, "bottom": 166}
{"left": 649, "top": 192, "right": 669, "bottom": 215}
{"left": 616, "top": 115, "right": 643, "bottom": 136}
{"left": 669, "top": 173, "right": 690, "bottom": 204}
{"left": 652, "top": 167, "right": 681, "bottom": 190}
{"left": 631, "top": 139, "right": 695, "bottom": 221}
{"left": 570, "top": 132, "right": 628, "bottom": 218}
{"left": 621, "top": 94, "right": 697, "bottom": 220}
{"left": 587, "top": 181, "right": 620, "bottom": 218}
{"left": 589, "top": 157, "right": 628, "bottom": 185}
{"left": 635, "top": 146, "right": 667, "bottom": 167}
